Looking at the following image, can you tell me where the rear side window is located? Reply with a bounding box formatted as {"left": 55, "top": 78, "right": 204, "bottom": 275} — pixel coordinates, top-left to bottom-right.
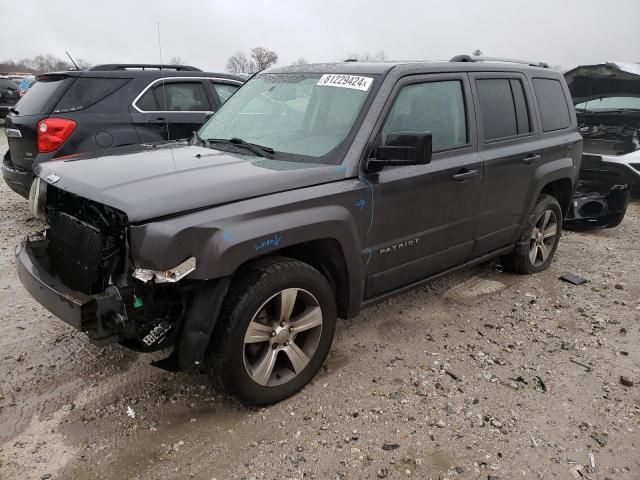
{"left": 54, "top": 77, "right": 129, "bottom": 113}
{"left": 13, "top": 77, "right": 69, "bottom": 115}
{"left": 476, "top": 78, "right": 532, "bottom": 140}
{"left": 381, "top": 80, "right": 467, "bottom": 152}
{"left": 532, "top": 78, "right": 571, "bottom": 132}
{"left": 136, "top": 81, "right": 210, "bottom": 112}
{"left": 211, "top": 82, "right": 239, "bottom": 103}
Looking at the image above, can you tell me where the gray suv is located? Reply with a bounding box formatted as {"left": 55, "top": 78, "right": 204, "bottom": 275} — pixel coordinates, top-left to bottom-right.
{"left": 16, "top": 57, "right": 582, "bottom": 405}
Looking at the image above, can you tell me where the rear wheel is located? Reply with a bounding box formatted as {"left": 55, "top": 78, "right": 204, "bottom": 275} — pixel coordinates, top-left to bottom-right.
{"left": 207, "top": 257, "right": 336, "bottom": 406}
{"left": 502, "top": 194, "right": 562, "bottom": 274}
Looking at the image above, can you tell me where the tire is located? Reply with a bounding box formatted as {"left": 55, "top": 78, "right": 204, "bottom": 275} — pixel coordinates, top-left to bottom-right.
{"left": 502, "top": 194, "right": 563, "bottom": 274}
{"left": 207, "top": 256, "right": 337, "bottom": 406}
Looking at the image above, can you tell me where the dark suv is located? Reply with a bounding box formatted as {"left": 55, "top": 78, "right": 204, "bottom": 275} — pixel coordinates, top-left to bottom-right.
{"left": 16, "top": 57, "right": 581, "bottom": 405}
{"left": 0, "top": 77, "right": 20, "bottom": 118}
{"left": 2, "top": 64, "right": 244, "bottom": 197}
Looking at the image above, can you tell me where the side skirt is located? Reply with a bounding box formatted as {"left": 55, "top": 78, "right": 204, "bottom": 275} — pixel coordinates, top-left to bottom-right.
{"left": 360, "top": 246, "right": 514, "bottom": 310}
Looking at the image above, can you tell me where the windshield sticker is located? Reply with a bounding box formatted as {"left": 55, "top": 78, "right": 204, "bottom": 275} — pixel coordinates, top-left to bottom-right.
{"left": 317, "top": 74, "right": 373, "bottom": 91}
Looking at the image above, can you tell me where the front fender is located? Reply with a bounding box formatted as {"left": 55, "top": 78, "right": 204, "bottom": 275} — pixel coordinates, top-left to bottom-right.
{"left": 129, "top": 186, "right": 367, "bottom": 294}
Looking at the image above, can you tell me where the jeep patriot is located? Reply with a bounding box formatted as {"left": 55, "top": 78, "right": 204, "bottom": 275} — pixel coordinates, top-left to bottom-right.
{"left": 16, "top": 57, "right": 582, "bottom": 405}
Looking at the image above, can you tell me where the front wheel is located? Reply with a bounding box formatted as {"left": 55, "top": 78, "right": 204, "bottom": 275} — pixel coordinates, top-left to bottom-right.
{"left": 502, "top": 194, "right": 563, "bottom": 274}
{"left": 207, "top": 257, "right": 336, "bottom": 406}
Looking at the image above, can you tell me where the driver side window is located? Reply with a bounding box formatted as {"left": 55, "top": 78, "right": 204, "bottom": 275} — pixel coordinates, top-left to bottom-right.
{"left": 381, "top": 80, "right": 467, "bottom": 152}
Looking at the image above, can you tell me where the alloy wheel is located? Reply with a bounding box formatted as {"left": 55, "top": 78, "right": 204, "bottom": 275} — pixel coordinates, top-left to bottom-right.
{"left": 529, "top": 209, "right": 558, "bottom": 267}
{"left": 243, "top": 288, "right": 323, "bottom": 387}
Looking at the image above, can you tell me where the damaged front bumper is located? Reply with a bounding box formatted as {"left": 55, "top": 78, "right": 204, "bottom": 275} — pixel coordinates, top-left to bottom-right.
{"left": 15, "top": 234, "right": 232, "bottom": 371}
{"left": 565, "top": 154, "right": 638, "bottom": 229}
{"left": 15, "top": 236, "right": 125, "bottom": 344}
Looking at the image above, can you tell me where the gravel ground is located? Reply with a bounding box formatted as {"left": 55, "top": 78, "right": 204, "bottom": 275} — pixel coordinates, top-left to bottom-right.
{"left": 0, "top": 127, "right": 639, "bottom": 480}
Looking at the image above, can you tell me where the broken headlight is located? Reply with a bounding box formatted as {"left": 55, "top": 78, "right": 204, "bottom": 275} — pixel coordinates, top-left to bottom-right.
{"left": 132, "top": 257, "right": 196, "bottom": 284}
{"left": 28, "top": 177, "right": 47, "bottom": 220}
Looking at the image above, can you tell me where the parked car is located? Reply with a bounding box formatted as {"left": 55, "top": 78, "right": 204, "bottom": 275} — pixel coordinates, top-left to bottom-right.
{"left": 16, "top": 57, "right": 581, "bottom": 405}
{"left": 0, "top": 77, "right": 20, "bottom": 118}
{"left": 17, "top": 75, "right": 36, "bottom": 96}
{"left": 563, "top": 62, "right": 640, "bottom": 228}
{"left": 8, "top": 75, "right": 27, "bottom": 85}
{"left": 2, "top": 64, "right": 244, "bottom": 197}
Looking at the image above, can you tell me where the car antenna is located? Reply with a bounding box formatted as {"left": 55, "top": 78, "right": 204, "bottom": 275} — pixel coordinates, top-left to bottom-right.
{"left": 65, "top": 51, "right": 80, "bottom": 70}
{"left": 156, "top": 22, "right": 176, "bottom": 165}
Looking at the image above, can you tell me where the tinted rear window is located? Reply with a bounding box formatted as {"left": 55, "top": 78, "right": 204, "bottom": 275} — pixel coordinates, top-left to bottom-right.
{"left": 476, "top": 78, "right": 532, "bottom": 141}
{"left": 54, "top": 77, "right": 130, "bottom": 113}
{"left": 476, "top": 78, "right": 532, "bottom": 140}
{"left": 532, "top": 78, "right": 571, "bottom": 132}
{"left": 13, "top": 77, "right": 69, "bottom": 115}
{"left": 477, "top": 79, "right": 517, "bottom": 139}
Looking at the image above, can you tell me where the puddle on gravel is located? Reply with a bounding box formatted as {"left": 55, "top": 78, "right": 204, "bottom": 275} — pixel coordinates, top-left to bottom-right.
{"left": 444, "top": 276, "right": 507, "bottom": 305}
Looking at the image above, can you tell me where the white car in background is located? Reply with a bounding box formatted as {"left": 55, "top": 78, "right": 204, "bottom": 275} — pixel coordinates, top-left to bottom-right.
{"left": 564, "top": 62, "right": 640, "bottom": 229}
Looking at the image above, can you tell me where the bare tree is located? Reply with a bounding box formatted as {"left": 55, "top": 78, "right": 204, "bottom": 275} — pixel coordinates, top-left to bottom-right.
{"left": 346, "top": 50, "right": 386, "bottom": 62}
{"left": 251, "top": 47, "right": 278, "bottom": 71}
{"left": 75, "top": 58, "right": 92, "bottom": 70}
{"left": 1, "top": 54, "right": 80, "bottom": 74}
{"left": 169, "top": 56, "right": 185, "bottom": 65}
{"left": 226, "top": 51, "right": 253, "bottom": 74}
{"left": 293, "top": 57, "right": 308, "bottom": 65}
{"left": 226, "top": 47, "right": 279, "bottom": 74}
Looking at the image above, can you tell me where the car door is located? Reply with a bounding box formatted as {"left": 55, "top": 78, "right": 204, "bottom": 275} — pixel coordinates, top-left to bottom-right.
{"left": 130, "top": 78, "right": 214, "bottom": 140}
{"left": 362, "top": 73, "right": 482, "bottom": 299}
{"left": 469, "top": 73, "right": 540, "bottom": 255}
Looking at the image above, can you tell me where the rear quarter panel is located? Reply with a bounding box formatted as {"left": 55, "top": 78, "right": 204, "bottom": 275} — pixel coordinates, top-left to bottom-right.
{"left": 519, "top": 71, "right": 582, "bottom": 225}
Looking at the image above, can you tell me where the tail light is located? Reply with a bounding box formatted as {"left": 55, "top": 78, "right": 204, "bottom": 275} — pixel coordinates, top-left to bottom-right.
{"left": 37, "top": 118, "right": 77, "bottom": 153}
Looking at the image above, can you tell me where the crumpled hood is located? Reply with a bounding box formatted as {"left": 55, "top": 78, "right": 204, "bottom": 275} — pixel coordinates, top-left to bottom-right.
{"left": 35, "top": 142, "right": 344, "bottom": 222}
{"left": 564, "top": 62, "right": 640, "bottom": 103}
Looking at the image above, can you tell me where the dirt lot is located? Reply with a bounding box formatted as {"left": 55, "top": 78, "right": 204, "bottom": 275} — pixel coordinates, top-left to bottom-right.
{"left": 0, "top": 128, "right": 638, "bottom": 480}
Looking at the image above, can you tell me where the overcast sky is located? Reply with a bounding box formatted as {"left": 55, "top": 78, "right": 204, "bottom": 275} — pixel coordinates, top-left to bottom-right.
{"left": 2, "top": 0, "right": 639, "bottom": 71}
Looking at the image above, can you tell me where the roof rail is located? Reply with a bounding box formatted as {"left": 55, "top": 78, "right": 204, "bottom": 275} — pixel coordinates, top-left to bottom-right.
{"left": 89, "top": 64, "right": 202, "bottom": 72}
{"left": 450, "top": 55, "right": 549, "bottom": 69}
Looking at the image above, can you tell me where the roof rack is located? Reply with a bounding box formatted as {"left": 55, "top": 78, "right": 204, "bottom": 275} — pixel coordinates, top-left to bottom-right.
{"left": 89, "top": 64, "right": 202, "bottom": 72}
{"left": 450, "top": 55, "right": 549, "bottom": 69}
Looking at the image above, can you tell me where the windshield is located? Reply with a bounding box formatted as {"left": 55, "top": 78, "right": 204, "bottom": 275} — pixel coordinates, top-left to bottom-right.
{"left": 198, "top": 73, "right": 376, "bottom": 164}
{"left": 575, "top": 96, "right": 640, "bottom": 112}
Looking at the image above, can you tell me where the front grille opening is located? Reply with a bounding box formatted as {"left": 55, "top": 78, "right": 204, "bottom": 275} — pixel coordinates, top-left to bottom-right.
{"left": 46, "top": 187, "right": 127, "bottom": 295}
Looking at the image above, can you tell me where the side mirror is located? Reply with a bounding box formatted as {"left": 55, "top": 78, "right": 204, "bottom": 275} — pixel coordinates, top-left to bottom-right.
{"left": 367, "top": 131, "right": 432, "bottom": 171}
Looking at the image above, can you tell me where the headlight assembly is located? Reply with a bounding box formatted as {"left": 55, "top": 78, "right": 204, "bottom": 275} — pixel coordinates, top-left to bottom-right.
{"left": 133, "top": 257, "right": 196, "bottom": 284}
{"left": 28, "top": 177, "right": 47, "bottom": 220}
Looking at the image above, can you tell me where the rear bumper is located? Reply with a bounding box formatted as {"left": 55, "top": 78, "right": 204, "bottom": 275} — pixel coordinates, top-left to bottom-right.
{"left": 2, "top": 150, "right": 32, "bottom": 197}
{"left": 582, "top": 153, "right": 640, "bottom": 185}
{"left": 15, "top": 236, "right": 123, "bottom": 341}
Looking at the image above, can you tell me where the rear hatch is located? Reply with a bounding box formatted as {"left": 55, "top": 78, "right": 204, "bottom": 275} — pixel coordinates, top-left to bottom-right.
{"left": 5, "top": 74, "right": 75, "bottom": 170}
{"left": 0, "top": 78, "right": 20, "bottom": 107}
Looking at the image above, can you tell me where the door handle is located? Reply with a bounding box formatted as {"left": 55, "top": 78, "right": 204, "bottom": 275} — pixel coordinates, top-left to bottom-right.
{"left": 451, "top": 169, "right": 479, "bottom": 181}
{"left": 148, "top": 118, "right": 167, "bottom": 125}
{"left": 522, "top": 154, "right": 541, "bottom": 165}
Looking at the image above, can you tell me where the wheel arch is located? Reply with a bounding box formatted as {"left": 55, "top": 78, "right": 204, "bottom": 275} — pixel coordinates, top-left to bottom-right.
{"left": 540, "top": 177, "right": 573, "bottom": 216}
{"left": 526, "top": 157, "right": 577, "bottom": 220}
{"left": 233, "top": 238, "right": 354, "bottom": 319}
